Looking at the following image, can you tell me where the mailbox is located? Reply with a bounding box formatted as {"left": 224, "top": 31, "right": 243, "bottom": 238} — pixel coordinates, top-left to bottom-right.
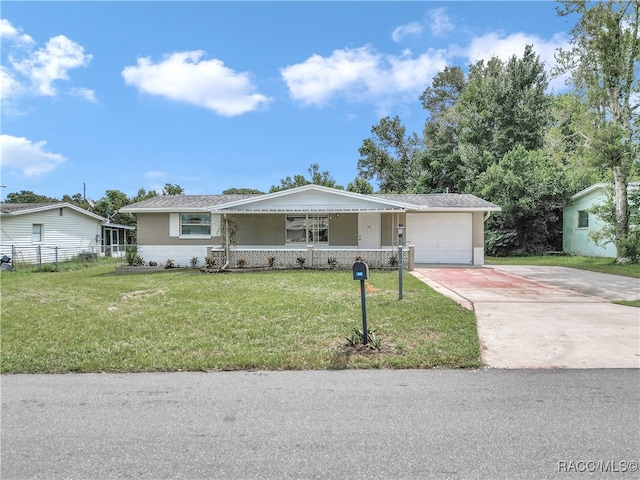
{"left": 352, "top": 261, "right": 370, "bottom": 280}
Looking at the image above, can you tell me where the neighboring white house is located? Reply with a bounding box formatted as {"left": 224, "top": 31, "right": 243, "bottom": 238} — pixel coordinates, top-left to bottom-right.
{"left": 0, "top": 202, "right": 133, "bottom": 264}
{"left": 563, "top": 182, "right": 639, "bottom": 258}
{"left": 120, "top": 184, "right": 501, "bottom": 269}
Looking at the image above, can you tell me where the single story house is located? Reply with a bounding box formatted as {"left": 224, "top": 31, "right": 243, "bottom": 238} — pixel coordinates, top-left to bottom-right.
{"left": 120, "top": 185, "right": 500, "bottom": 269}
{"left": 563, "top": 182, "right": 639, "bottom": 258}
{"left": 0, "top": 202, "right": 134, "bottom": 265}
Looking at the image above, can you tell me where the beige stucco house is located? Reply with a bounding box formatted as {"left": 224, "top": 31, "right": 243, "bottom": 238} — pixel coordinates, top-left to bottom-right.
{"left": 120, "top": 185, "right": 500, "bottom": 269}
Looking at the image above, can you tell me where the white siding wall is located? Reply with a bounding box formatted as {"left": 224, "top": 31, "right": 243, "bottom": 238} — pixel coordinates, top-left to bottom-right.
{"left": 0, "top": 208, "right": 102, "bottom": 263}
{"left": 139, "top": 245, "right": 213, "bottom": 267}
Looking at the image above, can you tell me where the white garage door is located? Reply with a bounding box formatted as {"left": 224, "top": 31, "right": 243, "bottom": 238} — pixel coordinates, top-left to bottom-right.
{"left": 407, "top": 213, "right": 472, "bottom": 264}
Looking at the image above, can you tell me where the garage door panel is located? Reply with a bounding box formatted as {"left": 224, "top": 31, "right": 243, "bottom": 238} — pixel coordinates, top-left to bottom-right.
{"left": 407, "top": 213, "right": 472, "bottom": 264}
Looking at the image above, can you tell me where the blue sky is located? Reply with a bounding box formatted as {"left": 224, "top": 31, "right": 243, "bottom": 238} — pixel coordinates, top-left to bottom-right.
{"left": 1, "top": 1, "right": 575, "bottom": 201}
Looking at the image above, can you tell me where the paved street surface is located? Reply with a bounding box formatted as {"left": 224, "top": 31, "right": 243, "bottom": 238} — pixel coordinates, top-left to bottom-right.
{"left": 412, "top": 267, "right": 640, "bottom": 369}
{"left": 2, "top": 369, "right": 639, "bottom": 479}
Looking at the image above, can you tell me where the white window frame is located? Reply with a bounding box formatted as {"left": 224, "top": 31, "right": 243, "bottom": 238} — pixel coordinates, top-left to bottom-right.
{"left": 180, "top": 213, "right": 211, "bottom": 237}
{"left": 285, "top": 215, "right": 329, "bottom": 244}
{"left": 32, "top": 223, "right": 43, "bottom": 243}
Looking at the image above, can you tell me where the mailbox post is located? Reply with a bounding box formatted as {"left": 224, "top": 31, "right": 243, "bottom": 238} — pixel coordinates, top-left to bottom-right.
{"left": 352, "top": 261, "right": 370, "bottom": 345}
{"left": 397, "top": 223, "right": 404, "bottom": 300}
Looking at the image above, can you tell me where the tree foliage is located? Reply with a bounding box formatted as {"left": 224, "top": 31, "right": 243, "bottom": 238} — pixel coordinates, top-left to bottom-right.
{"left": 480, "top": 146, "right": 566, "bottom": 255}
{"left": 5, "top": 190, "right": 56, "bottom": 203}
{"left": 270, "top": 163, "right": 342, "bottom": 192}
{"left": 357, "top": 116, "right": 423, "bottom": 193}
{"left": 555, "top": 0, "right": 640, "bottom": 262}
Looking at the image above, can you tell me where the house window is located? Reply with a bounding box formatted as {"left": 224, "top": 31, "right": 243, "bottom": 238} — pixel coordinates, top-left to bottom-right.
{"left": 286, "top": 215, "right": 329, "bottom": 244}
{"left": 578, "top": 211, "right": 589, "bottom": 228}
{"left": 180, "top": 214, "right": 211, "bottom": 236}
{"left": 32, "top": 224, "right": 43, "bottom": 242}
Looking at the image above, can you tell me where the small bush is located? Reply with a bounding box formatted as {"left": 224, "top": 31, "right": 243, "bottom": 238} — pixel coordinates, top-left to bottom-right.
{"left": 389, "top": 253, "right": 398, "bottom": 267}
{"left": 327, "top": 257, "right": 337, "bottom": 269}
{"left": 204, "top": 256, "right": 217, "bottom": 269}
{"left": 344, "top": 326, "right": 381, "bottom": 350}
{"left": 190, "top": 257, "right": 199, "bottom": 268}
{"left": 124, "top": 245, "right": 144, "bottom": 266}
{"left": 296, "top": 257, "right": 306, "bottom": 268}
{"left": 148, "top": 261, "right": 158, "bottom": 267}
{"left": 267, "top": 256, "right": 276, "bottom": 267}
{"left": 165, "top": 259, "right": 175, "bottom": 269}
{"left": 237, "top": 258, "right": 247, "bottom": 269}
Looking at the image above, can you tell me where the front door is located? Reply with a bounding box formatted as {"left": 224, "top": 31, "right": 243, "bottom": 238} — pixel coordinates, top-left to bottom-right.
{"left": 358, "top": 213, "right": 381, "bottom": 249}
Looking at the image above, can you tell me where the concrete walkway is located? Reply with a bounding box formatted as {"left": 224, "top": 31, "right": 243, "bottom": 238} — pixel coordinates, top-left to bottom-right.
{"left": 412, "top": 267, "right": 640, "bottom": 369}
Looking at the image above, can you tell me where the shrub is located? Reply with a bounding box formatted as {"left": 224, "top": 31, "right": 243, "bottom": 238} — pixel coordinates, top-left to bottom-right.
{"left": 296, "top": 257, "right": 306, "bottom": 268}
{"left": 204, "top": 256, "right": 217, "bottom": 269}
{"left": 267, "top": 256, "right": 276, "bottom": 267}
{"left": 148, "top": 261, "right": 158, "bottom": 267}
{"left": 165, "top": 259, "right": 175, "bottom": 269}
{"left": 124, "top": 245, "right": 144, "bottom": 266}
{"left": 344, "top": 326, "right": 382, "bottom": 350}
{"left": 237, "top": 258, "right": 247, "bottom": 269}
{"left": 190, "top": 257, "right": 199, "bottom": 268}
{"left": 327, "top": 257, "right": 337, "bottom": 269}
{"left": 389, "top": 253, "right": 398, "bottom": 267}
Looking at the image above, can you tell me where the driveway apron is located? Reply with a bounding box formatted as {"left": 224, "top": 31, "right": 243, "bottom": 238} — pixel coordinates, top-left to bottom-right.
{"left": 412, "top": 267, "right": 640, "bottom": 369}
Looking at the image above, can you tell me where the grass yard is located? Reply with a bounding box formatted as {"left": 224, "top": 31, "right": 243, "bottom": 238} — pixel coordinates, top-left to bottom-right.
{"left": 486, "top": 255, "right": 640, "bottom": 278}
{"left": 0, "top": 266, "right": 480, "bottom": 373}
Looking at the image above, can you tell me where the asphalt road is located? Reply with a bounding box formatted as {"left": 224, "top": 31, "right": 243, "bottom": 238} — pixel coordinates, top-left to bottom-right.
{"left": 2, "top": 369, "right": 639, "bottom": 480}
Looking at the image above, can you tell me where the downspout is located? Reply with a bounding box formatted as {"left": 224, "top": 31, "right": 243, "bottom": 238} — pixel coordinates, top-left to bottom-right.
{"left": 221, "top": 213, "right": 230, "bottom": 270}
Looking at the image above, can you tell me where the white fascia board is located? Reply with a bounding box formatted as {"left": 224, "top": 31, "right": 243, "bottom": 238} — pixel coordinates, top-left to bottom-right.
{"left": 209, "top": 184, "right": 410, "bottom": 211}
{"left": 119, "top": 206, "right": 211, "bottom": 213}
{"left": 7, "top": 202, "right": 106, "bottom": 221}
{"left": 412, "top": 206, "right": 502, "bottom": 212}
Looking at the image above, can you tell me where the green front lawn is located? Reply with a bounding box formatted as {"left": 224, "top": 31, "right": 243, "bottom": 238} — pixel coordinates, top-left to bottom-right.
{"left": 0, "top": 266, "right": 480, "bottom": 373}
{"left": 486, "top": 255, "right": 640, "bottom": 278}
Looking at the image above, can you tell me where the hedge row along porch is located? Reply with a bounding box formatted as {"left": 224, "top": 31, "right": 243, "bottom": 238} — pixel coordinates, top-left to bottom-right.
{"left": 119, "top": 185, "right": 501, "bottom": 269}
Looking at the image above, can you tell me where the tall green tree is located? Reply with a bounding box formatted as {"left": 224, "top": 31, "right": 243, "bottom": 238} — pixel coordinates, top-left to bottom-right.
{"left": 418, "top": 67, "right": 466, "bottom": 193}
{"left": 479, "top": 146, "right": 567, "bottom": 255}
{"left": 5, "top": 190, "right": 56, "bottom": 203}
{"left": 456, "top": 45, "right": 551, "bottom": 193}
{"left": 162, "top": 184, "right": 184, "bottom": 195}
{"left": 222, "top": 188, "right": 265, "bottom": 194}
{"left": 555, "top": 0, "right": 640, "bottom": 262}
{"left": 269, "top": 163, "right": 342, "bottom": 192}
{"left": 357, "top": 116, "right": 423, "bottom": 193}
{"left": 346, "top": 176, "right": 374, "bottom": 194}
{"left": 95, "top": 190, "right": 134, "bottom": 227}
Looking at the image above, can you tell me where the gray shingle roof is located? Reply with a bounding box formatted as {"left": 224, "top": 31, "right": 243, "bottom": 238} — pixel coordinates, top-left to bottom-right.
{"left": 1, "top": 202, "right": 66, "bottom": 214}
{"left": 121, "top": 194, "right": 259, "bottom": 210}
{"left": 371, "top": 193, "right": 499, "bottom": 209}
{"left": 121, "top": 191, "right": 499, "bottom": 211}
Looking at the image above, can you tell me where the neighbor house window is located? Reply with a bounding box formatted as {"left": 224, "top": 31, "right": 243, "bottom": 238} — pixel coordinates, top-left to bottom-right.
{"left": 578, "top": 211, "right": 589, "bottom": 228}
{"left": 286, "top": 215, "right": 329, "bottom": 244}
{"left": 32, "top": 224, "right": 43, "bottom": 242}
{"left": 180, "top": 214, "right": 211, "bottom": 236}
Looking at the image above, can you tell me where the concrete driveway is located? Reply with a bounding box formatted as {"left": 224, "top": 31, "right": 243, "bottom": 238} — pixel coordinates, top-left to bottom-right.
{"left": 412, "top": 266, "right": 640, "bottom": 369}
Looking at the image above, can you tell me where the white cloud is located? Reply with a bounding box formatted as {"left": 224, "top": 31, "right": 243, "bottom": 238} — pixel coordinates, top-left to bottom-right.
{"left": 12, "top": 35, "right": 93, "bottom": 97}
{"left": 428, "top": 8, "right": 455, "bottom": 37}
{"left": 0, "top": 18, "right": 34, "bottom": 45}
{"left": 144, "top": 171, "right": 168, "bottom": 179}
{"left": 122, "top": 50, "right": 272, "bottom": 116}
{"left": 0, "top": 134, "right": 67, "bottom": 177}
{"left": 465, "top": 31, "right": 572, "bottom": 92}
{"left": 392, "top": 22, "right": 423, "bottom": 43}
{"left": 69, "top": 87, "right": 97, "bottom": 102}
{"left": 1, "top": 19, "right": 93, "bottom": 104}
{"left": 281, "top": 46, "right": 447, "bottom": 107}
